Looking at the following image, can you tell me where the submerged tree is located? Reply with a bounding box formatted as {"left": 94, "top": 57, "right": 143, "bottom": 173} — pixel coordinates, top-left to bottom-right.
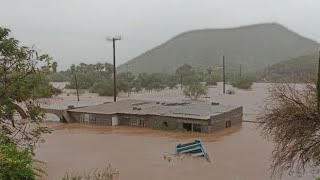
{"left": 258, "top": 82, "right": 320, "bottom": 176}
{"left": 183, "top": 83, "right": 208, "bottom": 100}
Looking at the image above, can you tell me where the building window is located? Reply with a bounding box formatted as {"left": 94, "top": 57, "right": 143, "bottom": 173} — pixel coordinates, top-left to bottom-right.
{"left": 138, "top": 120, "right": 145, "bottom": 127}
{"left": 226, "top": 121, "right": 231, "bottom": 128}
{"left": 80, "top": 114, "right": 96, "bottom": 124}
{"left": 130, "top": 119, "right": 137, "bottom": 126}
{"left": 183, "top": 123, "right": 201, "bottom": 132}
{"left": 130, "top": 119, "right": 145, "bottom": 127}
{"left": 89, "top": 114, "right": 96, "bottom": 123}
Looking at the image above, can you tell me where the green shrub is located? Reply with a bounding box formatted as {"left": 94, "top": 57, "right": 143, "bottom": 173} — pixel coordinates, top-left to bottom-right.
{"left": 48, "top": 72, "right": 68, "bottom": 82}
{"left": 90, "top": 81, "right": 114, "bottom": 96}
{"left": 0, "top": 134, "right": 36, "bottom": 180}
{"left": 231, "top": 77, "right": 254, "bottom": 89}
{"left": 183, "top": 83, "right": 208, "bottom": 100}
{"left": 205, "top": 75, "right": 220, "bottom": 86}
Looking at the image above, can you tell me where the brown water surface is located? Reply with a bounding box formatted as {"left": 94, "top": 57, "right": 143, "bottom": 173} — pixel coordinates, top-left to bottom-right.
{"left": 36, "top": 83, "right": 316, "bottom": 180}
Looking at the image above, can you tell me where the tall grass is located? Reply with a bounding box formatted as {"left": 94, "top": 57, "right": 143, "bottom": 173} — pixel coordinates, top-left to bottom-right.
{"left": 61, "top": 164, "right": 119, "bottom": 180}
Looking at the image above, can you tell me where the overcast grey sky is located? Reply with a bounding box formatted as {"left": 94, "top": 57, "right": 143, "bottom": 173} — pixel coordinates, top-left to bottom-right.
{"left": 0, "top": 0, "right": 319, "bottom": 70}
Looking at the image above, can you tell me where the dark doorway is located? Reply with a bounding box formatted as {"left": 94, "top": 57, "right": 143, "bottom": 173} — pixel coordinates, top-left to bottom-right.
{"left": 226, "top": 121, "right": 231, "bottom": 128}
{"left": 183, "top": 123, "right": 192, "bottom": 131}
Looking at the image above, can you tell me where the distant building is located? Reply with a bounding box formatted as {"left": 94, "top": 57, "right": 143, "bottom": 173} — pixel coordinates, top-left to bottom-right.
{"left": 44, "top": 99, "right": 243, "bottom": 133}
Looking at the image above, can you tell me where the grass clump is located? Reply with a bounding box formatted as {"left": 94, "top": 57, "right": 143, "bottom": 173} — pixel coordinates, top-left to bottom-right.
{"left": 61, "top": 164, "right": 119, "bottom": 180}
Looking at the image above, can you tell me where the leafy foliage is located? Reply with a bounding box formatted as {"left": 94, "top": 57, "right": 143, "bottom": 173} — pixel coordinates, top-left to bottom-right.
{"left": 183, "top": 83, "right": 208, "bottom": 100}
{"left": 0, "top": 134, "right": 37, "bottom": 180}
{"left": 0, "top": 27, "right": 52, "bottom": 151}
{"left": 0, "top": 27, "right": 52, "bottom": 180}
{"left": 231, "top": 77, "right": 254, "bottom": 89}
{"left": 205, "top": 74, "right": 220, "bottom": 86}
{"left": 90, "top": 80, "right": 114, "bottom": 96}
{"left": 48, "top": 72, "right": 68, "bottom": 82}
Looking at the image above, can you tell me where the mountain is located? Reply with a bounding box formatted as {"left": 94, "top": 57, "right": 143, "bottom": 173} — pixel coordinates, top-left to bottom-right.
{"left": 118, "top": 23, "right": 319, "bottom": 75}
{"left": 260, "top": 54, "right": 318, "bottom": 82}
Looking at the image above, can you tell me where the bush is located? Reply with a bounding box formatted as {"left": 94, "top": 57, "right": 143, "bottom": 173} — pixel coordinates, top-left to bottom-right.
{"left": 61, "top": 164, "right": 119, "bottom": 180}
{"left": 231, "top": 77, "right": 253, "bottom": 89}
{"left": 90, "top": 81, "right": 114, "bottom": 96}
{"left": 66, "top": 72, "right": 98, "bottom": 89}
{"left": 0, "top": 134, "right": 36, "bottom": 180}
{"left": 205, "top": 75, "right": 220, "bottom": 86}
{"left": 183, "top": 83, "right": 208, "bottom": 100}
{"left": 48, "top": 72, "right": 68, "bottom": 82}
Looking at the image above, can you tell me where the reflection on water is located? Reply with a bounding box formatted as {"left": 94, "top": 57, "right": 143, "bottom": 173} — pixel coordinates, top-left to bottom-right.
{"left": 48, "top": 122, "right": 242, "bottom": 142}
{"left": 36, "top": 83, "right": 315, "bottom": 180}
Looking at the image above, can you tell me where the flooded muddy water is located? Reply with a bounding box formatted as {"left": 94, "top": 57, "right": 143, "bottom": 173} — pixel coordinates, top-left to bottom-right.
{"left": 36, "top": 83, "right": 316, "bottom": 180}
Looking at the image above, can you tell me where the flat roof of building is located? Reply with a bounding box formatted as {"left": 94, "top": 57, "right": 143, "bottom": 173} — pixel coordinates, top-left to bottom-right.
{"left": 67, "top": 99, "right": 240, "bottom": 120}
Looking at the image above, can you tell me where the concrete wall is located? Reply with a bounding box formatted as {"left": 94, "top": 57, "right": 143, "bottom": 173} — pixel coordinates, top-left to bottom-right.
{"left": 208, "top": 107, "right": 243, "bottom": 133}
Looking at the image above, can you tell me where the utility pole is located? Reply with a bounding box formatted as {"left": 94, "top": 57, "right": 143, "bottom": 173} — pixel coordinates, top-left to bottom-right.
{"left": 127, "top": 64, "right": 129, "bottom": 97}
{"left": 223, "top": 56, "right": 226, "bottom": 94}
{"left": 107, "top": 36, "right": 121, "bottom": 102}
{"left": 317, "top": 51, "right": 320, "bottom": 113}
{"left": 240, "top": 64, "right": 242, "bottom": 78}
{"left": 180, "top": 74, "right": 183, "bottom": 90}
{"left": 74, "top": 73, "right": 80, "bottom": 101}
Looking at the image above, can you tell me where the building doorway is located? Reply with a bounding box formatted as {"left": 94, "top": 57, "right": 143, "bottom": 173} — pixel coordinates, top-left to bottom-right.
{"left": 183, "top": 123, "right": 201, "bottom": 132}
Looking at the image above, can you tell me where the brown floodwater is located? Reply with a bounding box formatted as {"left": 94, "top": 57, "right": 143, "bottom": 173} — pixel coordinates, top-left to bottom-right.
{"left": 36, "top": 83, "right": 316, "bottom": 180}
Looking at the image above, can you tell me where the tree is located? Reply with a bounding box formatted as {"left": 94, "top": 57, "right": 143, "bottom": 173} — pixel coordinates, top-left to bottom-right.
{"left": 176, "top": 64, "right": 194, "bottom": 77}
{"left": 207, "top": 67, "right": 213, "bottom": 75}
{"left": 70, "top": 64, "right": 76, "bottom": 73}
{"left": 52, "top": 61, "right": 58, "bottom": 73}
{"left": 104, "top": 62, "right": 114, "bottom": 77}
{"left": 206, "top": 74, "right": 220, "bottom": 86}
{"left": 183, "top": 83, "right": 208, "bottom": 100}
{"left": 0, "top": 134, "right": 37, "bottom": 179}
{"left": 0, "top": 27, "right": 51, "bottom": 151}
{"left": 258, "top": 82, "right": 320, "bottom": 176}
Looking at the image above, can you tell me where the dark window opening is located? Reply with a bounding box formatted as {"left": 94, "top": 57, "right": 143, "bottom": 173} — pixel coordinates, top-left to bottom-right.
{"left": 138, "top": 120, "right": 145, "bottom": 127}
{"left": 183, "top": 123, "right": 192, "bottom": 131}
{"left": 163, "top": 121, "right": 168, "bottom": 127}
{"left": 226, "top": 121, "right": 231, "bottom": 128}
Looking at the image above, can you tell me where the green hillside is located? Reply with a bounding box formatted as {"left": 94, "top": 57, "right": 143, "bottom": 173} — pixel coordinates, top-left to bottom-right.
{"left": 259, "top": 54, "right": 318, "bottom": 83}
{"left": 118, "top": 23, "right": 319, "bottom": 75}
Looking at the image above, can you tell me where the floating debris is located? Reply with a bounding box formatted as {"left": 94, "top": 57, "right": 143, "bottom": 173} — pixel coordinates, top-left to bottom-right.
{"left": 175, "top": 139, "right": 211, "bottom": 162}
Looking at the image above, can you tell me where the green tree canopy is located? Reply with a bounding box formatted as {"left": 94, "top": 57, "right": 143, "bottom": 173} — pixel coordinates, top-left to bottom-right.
{"left": 0, "top": 27, "right": 51, "bottom": 150}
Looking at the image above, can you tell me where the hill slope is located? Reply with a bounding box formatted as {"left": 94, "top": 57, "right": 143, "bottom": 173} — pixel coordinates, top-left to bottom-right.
{"left": 260, "top": 54, "right": 318, "bottom": 82}
{"left": 118, "top": 23, "right": 319, "bottom": 74}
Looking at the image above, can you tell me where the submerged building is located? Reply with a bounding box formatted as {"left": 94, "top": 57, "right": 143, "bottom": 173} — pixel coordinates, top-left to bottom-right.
{"left": 44, "top": 99, "right": 243, "bottom": 133}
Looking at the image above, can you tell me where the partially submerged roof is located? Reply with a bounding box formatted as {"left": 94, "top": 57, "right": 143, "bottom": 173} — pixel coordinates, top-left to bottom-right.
{"left": 67, "top": 99, "right": 240, "bottom": 120}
